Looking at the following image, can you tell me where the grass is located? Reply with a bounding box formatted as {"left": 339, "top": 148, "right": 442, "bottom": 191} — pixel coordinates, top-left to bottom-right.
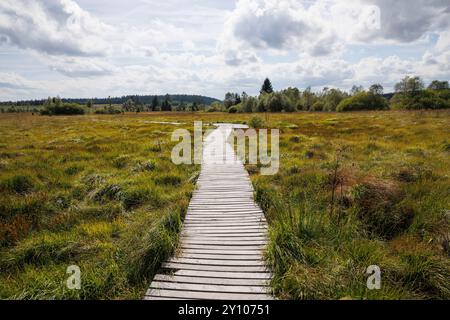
{"left": 0, "top": 110, "right": 449, "bottom": 300}
{"left": 244, "top": 110, "right": 450, "bottom": 300}
{"left": 0, "top": 113, "right": 198, "bottom": 299}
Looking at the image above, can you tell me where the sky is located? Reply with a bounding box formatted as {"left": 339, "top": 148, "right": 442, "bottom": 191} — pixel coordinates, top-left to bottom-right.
{"left": 0, "top": 0, "right": 449, "bottom": 101}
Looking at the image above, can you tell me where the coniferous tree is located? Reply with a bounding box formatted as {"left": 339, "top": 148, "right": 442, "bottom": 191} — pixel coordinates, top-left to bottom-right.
{"left": 260, "top": 78, "right": 274, "bottom": 94}
{"left": 151, "top": 96, "right": 159, "bottom": 111}
{"left": 161, "top": 94, "right": 172, "bottom": 111}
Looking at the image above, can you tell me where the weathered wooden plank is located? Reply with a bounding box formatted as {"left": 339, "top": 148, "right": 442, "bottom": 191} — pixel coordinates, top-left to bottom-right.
{"left": 186, "top": 212, "right": 264, "bottom": 217}
{"left": 179, "top": 244, "right": 266, "bottom": 251}
{"left": 183, "top": 225, "right": 267, "bottom": 230}
{"left": 181, "top": 236, "right": 267, "bottom": 242}
{"left": 179, "top": 248, "right": 265, "bottom": 256}
{"left": 183, "top": 221, "right": 267, "bottom": 227}
{"left": 145, "top": 289, "right": 272, "bottom": 300}
{"left": 168, "top": 258, "right": 266, "bottom": 266}
{"left": 162, "top": 262, "right": 269, "bottom": 272}
{"left": 182, "top": 232, "right": 267, "bottom": 237}
{"left": 150, "top": 281, "right": 269, "bottom": 294}
{"left": 153, "top": 275, "right": 269, "bottom": 286}
{"left": 180, "top": 239, "right": 267, "bottom": 246}
{"left": 178, "top": 253, "right": 263, "bottom": 260}
{"left": 169, "top": 269, "right": 272, "bottom": 279}
{"left": 143, "top": 296, "right": 194, "bottom": 300}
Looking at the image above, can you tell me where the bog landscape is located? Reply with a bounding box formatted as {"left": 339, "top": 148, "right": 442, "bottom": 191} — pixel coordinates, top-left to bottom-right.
{"left": 0, "top": 0, "right": 449, "bottom": 301}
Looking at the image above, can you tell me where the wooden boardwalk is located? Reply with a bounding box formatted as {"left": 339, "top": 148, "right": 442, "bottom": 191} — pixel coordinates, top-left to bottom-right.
{"left": 144, "top": 124, "right": 273, "bottom": 300}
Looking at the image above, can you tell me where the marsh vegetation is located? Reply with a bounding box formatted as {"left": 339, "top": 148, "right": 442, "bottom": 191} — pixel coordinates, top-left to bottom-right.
{"left": 0, "top": 110, "right": 449, "bottom": 300}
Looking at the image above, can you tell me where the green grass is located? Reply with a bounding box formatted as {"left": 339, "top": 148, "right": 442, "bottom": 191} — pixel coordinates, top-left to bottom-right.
{"left": 245, "top": 110, "right": 450, "bottom": 300}
{"left": 0, "top": 110, "right": 449, "bottom": 300}
{"left": 0, "top": 113, "right": 198, "bottom": 299}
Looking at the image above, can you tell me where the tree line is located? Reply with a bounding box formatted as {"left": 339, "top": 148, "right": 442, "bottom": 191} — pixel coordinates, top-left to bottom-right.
{"left": 218, "top": 77, "right": 450, "bottom": 113}
{"left": 0, "top": 94, "right": 219, "bottom": 108}
{"left": 2, "top": 77, "right": 448, "bottom": 115}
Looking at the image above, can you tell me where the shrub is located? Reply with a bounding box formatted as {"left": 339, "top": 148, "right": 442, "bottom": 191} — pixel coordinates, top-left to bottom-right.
{"left": 394, "top": 165, "right": 433, "bottom": 183}
{"left": 351, "top": 179, "right": 415, "bottom": 239}
{"left": 248, "top": 116, "right": 266, "bottom": 128}
{"left": 401, "top": 253, "right": 450, "bottom": 299}
{"left": 94, "top": 108, "right": 122, "bottom": 115}
{"left": 311, "top": 101, "right": 324, "bottom": 111}
{"left": 390, "top": 89, "right": 450, "bottom": 110}
{"left": 121, "top": 187, "right": 161, "bottom": 210}
{"left": 155, "top": 174, "right": 182, "bottom": 186}
{"left": 228, "top": 106, "right": 238, "bottom": 113}
{"left": 1, "top": 175, "right": 35, "bottom": 194}
{"left": 40, "top": 103, "right": 85, "bottom": 115}
{"left": 337, "top": 92, "right": 389, "bottom": 112}
{"left": 267, "top": 93, "right": 284, "bottom": 112}
{"left": 93, "top": 184, "right": 123, "bottom": 203}
{"left": 64, "top": 165, "right": 84, "bottom": 176}
{"left": 112, "top": 156, "right": 130, "bottom": 169}
{"left": 243, "top": 97, "right": 257, "bottom": 113}
{"left": 289, "top": 136, "right": 302, "bottom": 143}
{"left": 0, "top": 214, "right": 32, "bottom": 246}
{"left": 133, "top": 160, "right": 156, "bottom": 172}
{"left": 442, "top": 141, "right": 450, "bottom": 152}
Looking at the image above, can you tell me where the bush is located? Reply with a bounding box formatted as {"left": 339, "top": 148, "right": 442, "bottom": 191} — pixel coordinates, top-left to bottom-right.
{"left": 40, "top": 103, "right": 85, "bottom": 115}
{"left": 122, "top": 187, "right": 161, "bottom": 210}
{"left": 133, "top": 160, "right": 156, "bottom": 172}
{"left": 267, "top": 93, "right": 284, "bottom": 112}
{"left": 93, "top": 184, "right": 123, "bottom": 203}
{"left": 351, "top": 179, "right": 415, "bottom": 239}
{"left": 228, "top": 106, "right": 238, "bottom": 113}
{"left": 155, "top": 174, "right": 182, "bottom": 186}
{"left": 112, "top": 155, "right": 130, "bottom": 169}
{"left": 311, "top": 101, "right": 324, "bottom": 111}
{"left": 390, "top": 89, "right": 450, "bottom": 110}
{"left": 248, "top": 116, "right": 266, "bottom": 128}
{"left": 401, "top": 253, "right": 450, "bottom": 299}
{"left": 243, "top": 97, "right": 257, "bottom": 113}
{"left": 1, "top": 175, "right": 35, "bottom": 194}
{"left": 337, "top": 92, "right": 389, "bottom": 112}
{"left": 94, "top": 108, "right": 122, "bottom": 115}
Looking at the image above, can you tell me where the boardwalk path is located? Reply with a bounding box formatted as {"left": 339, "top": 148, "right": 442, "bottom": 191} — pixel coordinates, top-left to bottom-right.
{"left": 145, "top": 124, "right": 273, "bottom": 300}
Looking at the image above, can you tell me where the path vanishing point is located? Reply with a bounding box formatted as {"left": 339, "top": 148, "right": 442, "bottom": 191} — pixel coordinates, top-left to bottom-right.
{"left": 145, "top": 124, "right": 273, "bottom": 300}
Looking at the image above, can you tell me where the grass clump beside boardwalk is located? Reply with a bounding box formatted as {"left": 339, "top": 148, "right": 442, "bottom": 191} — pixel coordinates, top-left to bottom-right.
{"left": 247, "top": 110, "right": 450, "bottom": 300}
{"left": 0, "top": 113, "right": 198, "bottom": 299}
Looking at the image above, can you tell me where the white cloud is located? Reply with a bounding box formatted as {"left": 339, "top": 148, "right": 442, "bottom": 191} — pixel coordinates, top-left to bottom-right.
{"left": 219, "top": 0, "right": 450, "bottom": 65}
{"left": 0, "top": 0, "right": 449, "bottom": 101}
{"left": 0, "top": 0, "right": 112, "bottom": 56}
{"left": 0, "top": 72, "right": 36, "bottom": 90}
{"left": 360, "top": 0, "right": 450, "bottom": 43}
{"left": 41, "top": 55, "right": 116, "bottom": 77}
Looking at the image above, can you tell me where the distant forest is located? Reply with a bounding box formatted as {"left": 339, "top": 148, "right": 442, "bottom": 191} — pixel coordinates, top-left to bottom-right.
{"left": 0, "top": 94, "right": 220, "bottom": 107}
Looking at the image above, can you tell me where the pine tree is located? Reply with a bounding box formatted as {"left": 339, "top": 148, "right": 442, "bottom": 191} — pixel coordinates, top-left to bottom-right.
{"left": 151, "top": 96, "right": 159, "bottom": 111}
{"left": 161, "top": 94, "right": 172, "bottom": 111}
{"left": 260, "top": 78, "right": 273, "bottom": 94}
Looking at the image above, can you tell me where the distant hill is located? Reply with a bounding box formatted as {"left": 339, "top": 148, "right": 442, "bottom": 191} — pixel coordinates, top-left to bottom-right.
{"left": 0, "top": 94, "right": 221, "bottom": 106}
{"left": 383, "top": 93, "right": 395, "bottom": 100}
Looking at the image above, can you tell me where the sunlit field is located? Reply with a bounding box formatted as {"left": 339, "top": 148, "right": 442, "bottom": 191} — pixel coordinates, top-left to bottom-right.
{"left": 0, "top": 110, "right": 449, "bottom": 299}
{"left": 0, "top": 113, "right": 199, "bottom": 299}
